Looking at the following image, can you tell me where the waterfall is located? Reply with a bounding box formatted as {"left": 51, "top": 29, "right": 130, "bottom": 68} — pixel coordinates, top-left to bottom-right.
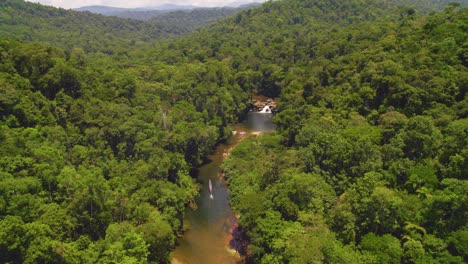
{"left": 259, "top": 105, "right": 271, "bottom": 113}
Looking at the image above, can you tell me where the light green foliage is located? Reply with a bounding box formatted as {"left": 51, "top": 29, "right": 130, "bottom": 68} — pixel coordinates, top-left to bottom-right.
{"left": 0, "top": 5, "right": 239, "bottom": 261}
{"left": 283, "top": 224, "right": 324, "bottom": 263}
{"left": 37, "top": 203, "right": 76, "bottom": 239}
{"left": 0, "top": 0, "right": 467, "bottom": 263}
{"left": 225, "top": 133, "right": 356, "bottom": 262}
{"left": 137, "top": 212, "right": 175, "bottom": 263}
{"left": 403, "top": 239, "right": 425, "bottom": 263}
{"left": 360, "top": 233, "right": 403, "bottom": 264}
{"left": 406, "top": 165, "right": 438, "bottom": 192}
{"left": 99, "top": 222, "right": 149, "bottom": 264}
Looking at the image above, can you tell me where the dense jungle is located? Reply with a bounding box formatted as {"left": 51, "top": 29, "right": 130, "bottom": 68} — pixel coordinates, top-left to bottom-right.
{"left": 0, "top": 0, "right": 466, "bottom": 263}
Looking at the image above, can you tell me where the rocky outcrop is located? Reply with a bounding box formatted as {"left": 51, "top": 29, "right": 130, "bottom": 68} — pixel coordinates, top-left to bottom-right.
{"left": 252, "top": 98, "right": 277, "bottom": 112}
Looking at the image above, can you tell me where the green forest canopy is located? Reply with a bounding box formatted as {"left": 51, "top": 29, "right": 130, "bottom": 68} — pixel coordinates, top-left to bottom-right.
{"left": 0, "top": 0, "right": 466, "bottom": 263}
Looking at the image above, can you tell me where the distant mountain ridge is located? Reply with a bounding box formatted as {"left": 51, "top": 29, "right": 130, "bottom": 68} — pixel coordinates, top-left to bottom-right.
{"left": 0, "top": 0, "right": 466, "bottom": 263}
{"left": 73, "top": 5, "right": 131, "bottom": 15}
{"left": 0, "top": 0, "right": 206, "bottom": 53}
{"left": 73, "top": 4, "right": 198, "bottom": 15}
{"left": 152, "top": 4, "right": 200, "bottom": 10}
{"left": 74, "top": 2, "right": 262, "bottom": 21}
{"left": 0, "top": 0, "right": 262, "bottom": 51}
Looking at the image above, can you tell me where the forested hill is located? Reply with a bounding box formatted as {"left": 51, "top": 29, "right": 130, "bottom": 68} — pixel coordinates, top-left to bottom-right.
{"left": 0, "top": 1, "right": 251, "bottom": 263}
{"left": 144, "top": 7, "right": 258, "bottom": 34}
{"left": 0, "top": 0, "right": 466, "bottom": 263}
{"left": 205, "top": 1, "right": 466, "bottom": 263}
{"left": 148, "top": 0, "right": 451, "bottom": 98}
{"left": 0, "top": 0, "right": 180, "bottom": 53}
{"left": 73, "top": 5, "right": 259, "bottom": 35}
{"left": 74, "top": 4, "right": 196, "bottom": 16}
{"left": 0, "top": 0, "right": 260, "bottom": 53}
{"left": 76, "top": 5, "right": 259, "bottom": 22}
{"left": 390, "top": 0, "right": 467, "bottom": 10}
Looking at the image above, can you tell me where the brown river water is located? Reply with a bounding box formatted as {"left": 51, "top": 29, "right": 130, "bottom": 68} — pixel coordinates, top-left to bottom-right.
{"left": 172, "top": 112, "right": 275, "bottom": 264}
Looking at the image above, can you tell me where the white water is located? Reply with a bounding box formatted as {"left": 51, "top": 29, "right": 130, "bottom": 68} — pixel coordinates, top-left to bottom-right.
{"left": 259, "top": 105, "right": 271, "bottom": 113}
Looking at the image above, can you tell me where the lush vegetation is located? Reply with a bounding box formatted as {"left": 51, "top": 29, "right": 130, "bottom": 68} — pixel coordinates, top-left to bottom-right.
{"left": 0, "top": 0, "right": 466, "bottom": 263}
{"left": 0, "top": 1, "right": 249, "bottom": 263}
{"left": 0, "top": 0, "right": 258, "bottom": 54}
{"left": 0, "top": 0, "right": 176, "bottom": 53}
{"left": 222, "top": 1, "right": 467, "bottom": 263}
{"left": 80, "top": 5, "right": 256, "bottom": 25}
{"left": 74, "top": 5, "right": 259, "bottom": 35}
{"left": 146, "top": 7, "right": 258, "bottom": 35}
{"left": 0, "top": 37, "right": 239, "bottom": 263}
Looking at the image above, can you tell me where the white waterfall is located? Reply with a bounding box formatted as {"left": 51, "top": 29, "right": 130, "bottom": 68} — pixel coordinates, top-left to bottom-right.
{"left": 259, "top": 105, "right": 271, "bottom": 113}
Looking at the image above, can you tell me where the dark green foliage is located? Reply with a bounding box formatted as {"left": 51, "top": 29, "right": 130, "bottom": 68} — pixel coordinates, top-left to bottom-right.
{"left": 0, "top": 0, "right": 467, "bottom": 262}
{"left": 148, "top": 8, "right": 249, "bottom": 33}
{"left": 127, "top": 7, "right": 256, "bottom": 34}
{"left": 0, "top": 19, "right": 245, "bottom": 263}
{"left": 77, "top": 5, "right": 257, "bottom": 24}
{"left": 0, "top": 0, "right": 173, "bottom": 53}
{"left": 219, "top": 1, "right": 466, "bottom": 263}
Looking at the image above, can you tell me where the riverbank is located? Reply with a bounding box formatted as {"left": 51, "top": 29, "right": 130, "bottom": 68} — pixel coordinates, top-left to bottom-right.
{"left": 171, "top": 129, "right": 249, "bottom": 264}
{"left": 172, "top": 111, "right": 275, "bottom": 264}
{"left": 220, "top": 128, "right": 266, "bottom": 262}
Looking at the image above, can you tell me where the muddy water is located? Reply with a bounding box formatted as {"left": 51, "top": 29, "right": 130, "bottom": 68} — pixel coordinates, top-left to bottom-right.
{"left": 172, "top": 112, "right": 275, "bottom": 264}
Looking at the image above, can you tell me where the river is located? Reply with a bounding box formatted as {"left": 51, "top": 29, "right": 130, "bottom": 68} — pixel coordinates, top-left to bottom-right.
{"left": 172, "top": 111, "right": 275, "bottom": 264}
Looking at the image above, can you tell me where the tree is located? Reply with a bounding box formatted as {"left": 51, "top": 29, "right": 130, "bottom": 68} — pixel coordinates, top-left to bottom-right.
{"left": 38, "top": 60, "right": 82, "bottom": 100}
{"left": 137, "top": 212, "right": 174, "bottom": 264}
{"left": 0, "top": 215, "right": 26, "bottom": 263}
{"left": 100, "top": 222, "right": 149, "bottom": 264}
{"left": 37, "top": 203, "right": 76, "bottom": 240}
{"left": 402, "top": 239, "right": 425, "bottom": 264}
{"left": 424, "top": 179, "right": 467, "bottom": 235}
{"left": 447, "top": 229, "right": 468, "bottom": 261}
{"left": 360, "top": 233, "right": 403, "bottom": 264}
{"left": 399, "top": 116, "right": 442, "bottom": 160}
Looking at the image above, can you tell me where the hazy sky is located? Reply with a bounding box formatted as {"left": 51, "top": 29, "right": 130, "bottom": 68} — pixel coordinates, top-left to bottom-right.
{"left": 25, "top": 0, "right": 266, "bottom": 9}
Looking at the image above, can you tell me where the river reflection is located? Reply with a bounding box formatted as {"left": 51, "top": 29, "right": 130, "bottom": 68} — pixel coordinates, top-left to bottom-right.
{"left": 172, "top": 112, "right": 275, "bottom": 264}
{"left": 243, "top": 112, "right": 276, "bottom": 132}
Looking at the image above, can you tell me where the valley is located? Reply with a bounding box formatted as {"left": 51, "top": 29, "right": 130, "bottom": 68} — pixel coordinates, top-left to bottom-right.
{"left": 0, "top": 0, "right": 466, "bottom": 263}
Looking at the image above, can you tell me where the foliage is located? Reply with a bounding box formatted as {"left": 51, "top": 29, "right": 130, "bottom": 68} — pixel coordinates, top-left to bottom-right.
{"left": 0, "top": 0, "right": 171, "bottom": 53}
{"left": 0, "top": 0, "right": 467, "bottom": 262}
{"left": 0, "top": 9, "right": 247, "bottom": 262}
{"left": 220, "top": 0, "right": 467, "bottom": 263}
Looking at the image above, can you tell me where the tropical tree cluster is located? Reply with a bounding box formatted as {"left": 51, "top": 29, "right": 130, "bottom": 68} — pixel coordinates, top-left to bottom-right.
{"left": 222, "top": 1, "right": 467, "bottom": 263}
{"left": 0, "top": 17, "right": 248, "bottom": 264}
{"left": 0, "top": 0, "right": 182, "bottom": 54}
{"left": 0, "top": 0, "right": 466, "bottom": 263}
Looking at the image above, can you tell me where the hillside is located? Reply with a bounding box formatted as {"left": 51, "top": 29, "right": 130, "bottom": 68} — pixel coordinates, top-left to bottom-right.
{"left": 73, "top": 5, "right": 135, "bottom": 15}
{"left": 0, "top": 0, "right": 261, "bottom": 53}
{"left": 0, "top": 1, "right": 251, "bottom": 263}
{"left": 0, "top": 27, "right": 248, "bottom": 264}
{"left": 73, "top": 4, "right": 195, "bottom": 19}
{"left": 390, "top": 0, "right": 467, "bottom": 10}
{"left": 141, "top": 0, "right": 465, "bottom": 262}
{"left": 147, "top": 7, "right": 258, "bottom": 34}
{"left": 74, "top": 5, "right": 260, "bottom": 34}
{"left": 0, "top": 0, "right": 182, "bottom": 53}
{"left": 208, "top": 1, "right": 467, "bottom": 263}
{"left": 0, "top": 0, "right": 466, "bottom": 263}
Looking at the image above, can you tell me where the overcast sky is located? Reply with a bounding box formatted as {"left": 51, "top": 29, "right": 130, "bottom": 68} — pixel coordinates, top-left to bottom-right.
{"left": 25, "top": 0, "right": 266, "bottom": 9}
